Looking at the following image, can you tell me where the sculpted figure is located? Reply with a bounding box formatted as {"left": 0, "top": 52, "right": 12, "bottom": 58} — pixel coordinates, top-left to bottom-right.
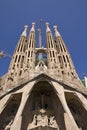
{"left": 49, "top": 116, "right": 58, "bottom": 128}
{"left": 41, "top": 114, "right": 48, "bottom": 126}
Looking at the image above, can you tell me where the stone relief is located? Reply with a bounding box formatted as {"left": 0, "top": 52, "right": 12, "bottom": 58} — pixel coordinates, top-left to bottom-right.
{"left": 28, "top": 109, "right": 58, "bottom": 129}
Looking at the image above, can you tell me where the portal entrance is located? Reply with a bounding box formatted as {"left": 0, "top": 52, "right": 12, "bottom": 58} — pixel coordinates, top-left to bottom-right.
{"left": 21, "top": 80, "right": 66, "bottom": 130}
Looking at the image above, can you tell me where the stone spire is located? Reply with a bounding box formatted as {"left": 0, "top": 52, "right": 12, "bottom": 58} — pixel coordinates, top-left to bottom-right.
{"left": 38, "top": 19, "right": 43, "bottom": 60}
{"left": 53, "top": 25, "right": 80, "bottom": 82}
{"left": 24, "top": 22, "right": 36, "bottom": 72}
{"left": 21, "top": 25, "right": 28, "bottom": 37}
{"left": 7, "top": 26, "right": 28, "bottom": 82}
{"left": 46, "top": 22, "right": 59, "bottom": 71}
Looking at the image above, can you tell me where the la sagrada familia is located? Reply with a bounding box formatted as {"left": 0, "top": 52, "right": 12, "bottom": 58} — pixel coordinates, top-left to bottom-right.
{"left": 0, "top": 22, "right": 87, "bottom": 130}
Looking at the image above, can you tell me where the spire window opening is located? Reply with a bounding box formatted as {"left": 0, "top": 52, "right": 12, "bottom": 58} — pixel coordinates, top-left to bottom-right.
{"left": 58, "top": 56, "right": 63, "bottom": 68}
{"left": 56, "top": 45, "right": 60, "bottom": 53}
{"left": 17, "top": 39, "right": 22, "bottom": 52}
{"left": 23, "top": 44, "right": 26, "bottom": 52}
{"left": 51, "top": 40, "right": 53, "bottom": 48}
{"left": 52, "top": 51, "right": 55, "bottom": 57}
{"left": 60, "top": 44, "right": 63, "bottom": 52}
{"left": 54, "top": 59, "right": 56, "bottom": 63}
{"left": 20, "top": 43, "right": 23, "bottom": 52}
{"left": 28, "top": 51, "right": 30, "bottom": 57}
{"left": 14, "top": 55, "right": 18, "bottom": 63}
{"left": 18, "top": 55, "right": 21, "bottom": 63}
{"left": 66, "top": 55, "right": 69, "bottom": 63}
{"left": 29, "top": 40, "right": 31, "bottom": 48}
{"left": 31, "top": 51, "right": 33, "bottom": 57}
{"left": 32, "top": 42, "right": 33, "bottom": 48}
{"left": 19, "top": 70, "right": 22, "bottom": 76}
{"left": 71, "top": 72, "right": 74, "bottom": 76}
{"left": 21, "top": 56, "right": 24, "bottom": 68}
{"left": 69, "top": 64, "right": 72, "bottom": 69}
{"left": 17, "top": 45, "right": 20, "bottom": 52}
{"left": 61, "top": 39, "right": 66, "bottom": 52}
{"left": 49, "top": 41, "right": 50, "bottom": 48}
{"left": 50, "top": 51, "right": 52, "bottom": 57}
{"left": 61, "top": 70, "right": 64, "bottom": 74}
{"left": 63, "top": 55, "right": 66, "bottom": 63}
{"left": 22, "top": 43, "right": 25, "bottom": 52}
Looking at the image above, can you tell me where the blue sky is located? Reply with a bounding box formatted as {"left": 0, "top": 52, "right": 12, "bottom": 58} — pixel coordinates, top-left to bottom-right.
{"left": 0, "top": 0, "right": 87, "bottom": 79}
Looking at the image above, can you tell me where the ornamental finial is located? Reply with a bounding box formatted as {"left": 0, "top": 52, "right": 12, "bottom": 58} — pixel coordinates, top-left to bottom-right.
{"left": 21, "top": 25, "right": 28, "bottom": 37}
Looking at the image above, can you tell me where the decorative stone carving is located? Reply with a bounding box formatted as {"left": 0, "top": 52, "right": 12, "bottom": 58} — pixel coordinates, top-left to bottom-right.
{"left": 28, "top": 109, "right": 58, "bottom": 129}
{"left": 48, "top": 116, "right": 58, "bottom": 128}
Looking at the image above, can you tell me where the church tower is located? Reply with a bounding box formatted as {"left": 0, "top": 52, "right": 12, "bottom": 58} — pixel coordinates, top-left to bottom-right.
{"left": 0, "top": 22, "right": 87, "bottom": 130}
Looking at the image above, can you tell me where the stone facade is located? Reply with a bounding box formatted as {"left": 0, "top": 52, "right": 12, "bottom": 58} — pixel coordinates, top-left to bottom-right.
{"left": 0, "top": 22, "right": 87, "bottom": 130}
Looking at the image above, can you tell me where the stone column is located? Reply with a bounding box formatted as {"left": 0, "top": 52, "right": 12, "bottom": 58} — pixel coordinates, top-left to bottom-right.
{"left": 10, "top": 81, "right": 35, "bottom": 130}
{"left": 0, "top": 94, "right": 11, "bottom": 114}
{"left": 52, "top": 81, "right": 79, "bottom": 130}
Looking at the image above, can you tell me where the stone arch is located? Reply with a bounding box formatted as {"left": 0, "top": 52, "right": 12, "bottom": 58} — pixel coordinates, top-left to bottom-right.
{"left": 0, "top": 93, "right": 22, "bottom": 130}
{"left": 21, "top": 79, "right": 66, "bottom": 130}
{"left": 65, "top": 92, "right": 87, "bottom": 130}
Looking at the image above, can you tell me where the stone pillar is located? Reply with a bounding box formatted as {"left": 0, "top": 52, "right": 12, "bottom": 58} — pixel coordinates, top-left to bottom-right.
{"left": 52, "top": 81, "right": 79, "bottom": 130}
{"left": 0, "top": 94, "right": 11, "bottom": 114}
{"left": 10, "top": 81, "right": 35, "bottom": 130}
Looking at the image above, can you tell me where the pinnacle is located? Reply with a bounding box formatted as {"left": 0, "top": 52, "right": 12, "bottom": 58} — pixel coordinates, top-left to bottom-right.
{"left": 30, "top": 22, "right": 35, "bottom": 32}
{"left": 21, "top": 25, "right": 28, "bottom": 37}
{"left": 46, "top": 22, "right": 51, "bottom": 32}
{"left": 53, "top": 25, "right": 61, "bottom": 37}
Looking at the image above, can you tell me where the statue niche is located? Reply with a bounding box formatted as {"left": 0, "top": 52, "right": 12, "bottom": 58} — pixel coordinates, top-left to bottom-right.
{"left": 27, "top": 81, "right": 58, "bottom": 129}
